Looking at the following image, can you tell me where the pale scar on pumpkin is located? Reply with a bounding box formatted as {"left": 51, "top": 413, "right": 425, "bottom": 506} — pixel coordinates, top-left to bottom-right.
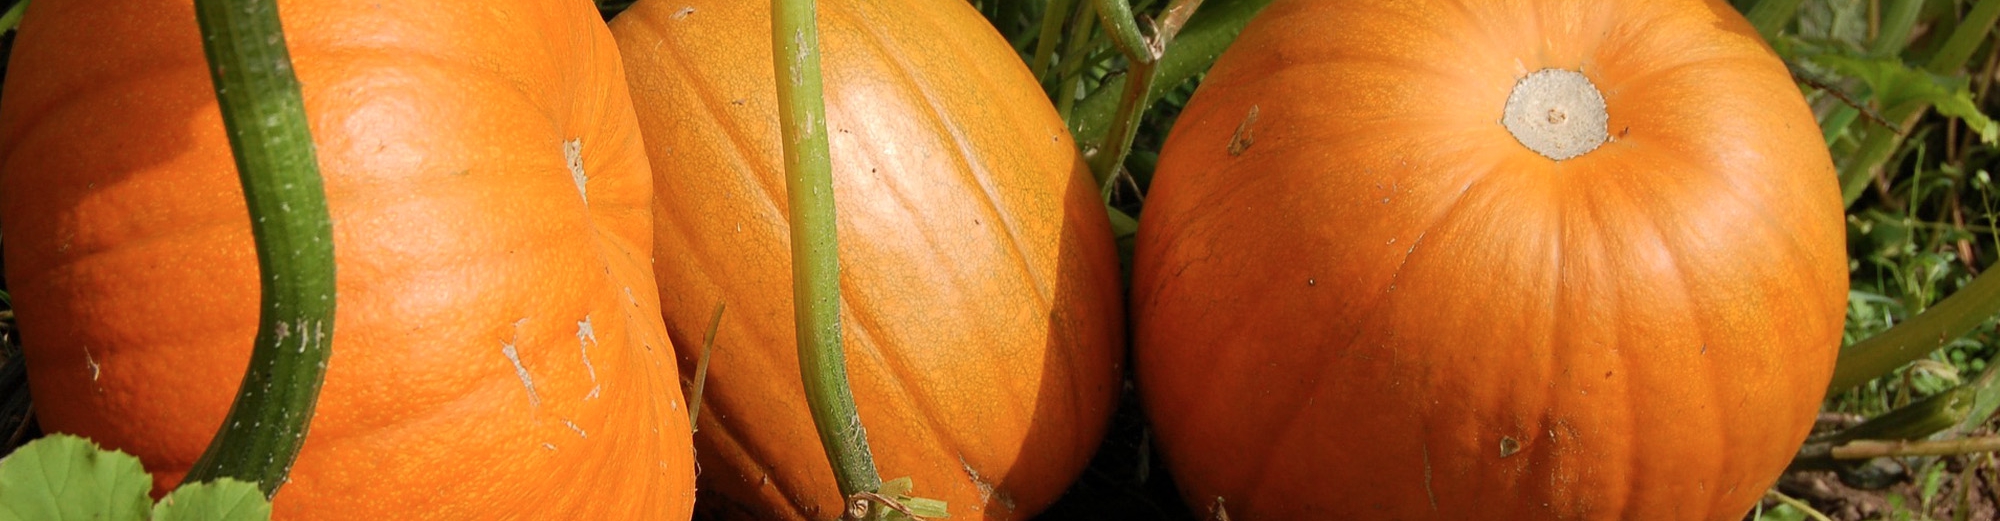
{"left": 577, "top": 314, "right": 602, "bottom": 400}
{"left": 561, "top": 417, "right": 588, "bottom": 439}
{"left": 566, "top": 138, "right": 587, "bottom": 204}
{"left": 82, "top": 346, "right": 101, "bottom": 382}
{"left": 503, "top": 318, "right": 541, "bottom": 407}
{"left": 962, "top": 457, "right": 1016, "bottom": 512}
{"left": 1227, "top": 105, "right": 1258, "bottom": 156}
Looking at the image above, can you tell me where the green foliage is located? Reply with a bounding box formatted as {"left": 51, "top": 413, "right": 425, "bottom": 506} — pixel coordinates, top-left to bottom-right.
{"left": 0, "top": 435, "right": 271, "bottom": 521}
{"left": 153, "top": 481, "right": 271, "bottom": 521}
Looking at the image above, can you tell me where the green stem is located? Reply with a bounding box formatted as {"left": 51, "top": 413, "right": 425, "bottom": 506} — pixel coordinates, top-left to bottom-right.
{"left": 1029, "top": 0, "right": 1076, "bottom": 83}
{"left": 771, "top": 0, "right": 883, "bottom": 503}
{"left": 182, "top": 0, "right": 336, "bottom": 499}
{"left": 1926, "top": 0, "right": 2000, "bottom": 74}
{"left": 1793, "top": 386, "right": 1976, "bottom": 471}
{"left": 1055, "top": 3, "right": 1097, "bottom": 122}
{"left": 1868, "top": 0, "right": 1924, "bottom": 57}
{"left": 1089, "top": 57, "right": 1159, "bottom": 197}
{"left": 1086, "top": 0, "right": 1207, "bottom": 199}
{"left": 1072, "top": 0, "right": 1272, "bottom": 145}
{"left": 1745, "top": 0, "right": 1806, "bottom": 40}
{"left": 1831, "top": 269, "right": 2000, "bottom": 395}
{"left": 1090, "top": 0, "right": 1150, "bottom": 68}
{"left": 0, "top": 0, "right": 26, "bottom": 35}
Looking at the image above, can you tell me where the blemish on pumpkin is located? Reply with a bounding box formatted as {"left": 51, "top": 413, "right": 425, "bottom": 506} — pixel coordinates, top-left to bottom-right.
{"left": 83, "top": 346, "right": 101, "bottom": 382}
{"left": 503, "top": 319, "right": 541, "bottom": 407}
{"left": 542, "top": 442, "right": 557, "bottom": 451}
{"left": 565, "top": 139, "right": 587, "bottom": 204}
{"left": 963, "top": 458, "right": 994, "bottom": 503}
{"left": 1422, "top": 442, "right": 1438, "bottom": 511}
{"left": 672, "top": 6, "right": 694, "bottom": 19}
{"left": 561, "top": 418, "right": 588, "bottom": 439}
{"left": 577, "top": 315, "right": 602, "bottom": 400}
{"left": 961, "top": 458, "right": 1016, "bottom": 512}
{"left": 1500, "top": 436, "right": 1522, "bottom": 458}
{"left": 1227, "top": 105, "right": 1259, "bottom": 156}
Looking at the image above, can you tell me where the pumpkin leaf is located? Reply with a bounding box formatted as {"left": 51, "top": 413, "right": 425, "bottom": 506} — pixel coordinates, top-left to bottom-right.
{"left": 0, "top": 434, "right": 153, "bottom": 521}
{"left": 1806, "top": 53, "right": 1999, "bottom": 144}
{"left": 152, "top": 479, "right": 271, "bottom": 521}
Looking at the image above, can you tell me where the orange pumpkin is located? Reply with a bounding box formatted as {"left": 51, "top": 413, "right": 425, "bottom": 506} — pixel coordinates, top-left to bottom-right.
{"left": 1132, "top": 0, "right": 1847, "bottom": 519}
{"left": 610, "top": 0, "right": 1124, "bottom": 519}
{"left": 0, "top": 0, "right": 695, "bottom": 518}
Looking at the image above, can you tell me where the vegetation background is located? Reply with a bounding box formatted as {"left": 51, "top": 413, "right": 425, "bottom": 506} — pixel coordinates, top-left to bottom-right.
{"left": 4, "top": 0, "right": 2000, "bottom": 520}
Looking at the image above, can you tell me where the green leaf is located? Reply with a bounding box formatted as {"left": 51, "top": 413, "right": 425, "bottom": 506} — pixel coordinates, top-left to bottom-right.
{"left": 0, "top": 435, "right": 153, "bottom": 521}
{"left": 1808, "top": 53, "right": 1999, "bottom": 144}
{"left": 152, "top": 479, "right": 271, "bottom": 521}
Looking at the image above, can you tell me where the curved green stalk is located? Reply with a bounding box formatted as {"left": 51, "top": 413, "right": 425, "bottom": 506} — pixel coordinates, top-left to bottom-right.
{"left": 1926, "top": 0, "right": 2000, "bottom": 74}
{"left": 1744, "top": 0, "right": 1805, "bottom": 40}
{"left": 1089, "top": 0, "right": 1150, "bottom": 68}
{"left": 1054, "top": 3, "right": 1097, "bottom": 122}
{"left": 1830, "top": 269, "right": 2000, "bottom": 395}
{"left": 1072, "top": 0, "right": 1272, "bottom": 146}
{"left": 182, "top": 0, "right": 336, "bottom": 499}
{"left": 1085, "top": 0, "right": 1208, "bottom": 198}
{"left": 0, "top": 1, "right": 27, "bottom": 35}
{"left": 771, "top": 0, "right": 883, "bottom": 503}
{"left": 1029, "top": 0, "right": 1075, "bottom": 83}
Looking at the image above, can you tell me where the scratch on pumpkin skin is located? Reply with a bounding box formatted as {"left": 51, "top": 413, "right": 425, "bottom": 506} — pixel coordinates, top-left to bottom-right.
{"left": 503, "top": 318, "right": 542, "bottom": 407}
{"left": 577, "top": 315, "right": 601, "bottom": 400}
{"left": 565, "top": 139, "right": 587, "bottom": 204}
{"left": 1423, "top": 442, "right": 1438, "bottom": 511}
{"left": 561, "top": 418, "right": 588, "bottom": 439}
{"left": 83, "top": 346, "right": 101, "bottom": 382}
{"left": 1228, "top": 105, "right": 1259, "bottom": 156}
{"left": 961, "top": 457, "right": 1016, "bottom": 513}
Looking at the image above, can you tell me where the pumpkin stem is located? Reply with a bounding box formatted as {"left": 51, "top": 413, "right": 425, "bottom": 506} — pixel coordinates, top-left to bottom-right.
{"left": 181, "top": 0, "right": 337, "bottom": 499}
{"left": 770, "top": 0, "right": 890, "bottom": 511}
{"left": 1501, "top": 68, "right": 1608, "bottom": 161}
{"left": 1085, "top": 0, "right": 1207, "bottom": 201}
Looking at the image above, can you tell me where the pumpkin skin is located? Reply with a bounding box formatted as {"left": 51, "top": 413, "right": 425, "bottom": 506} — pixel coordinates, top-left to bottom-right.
{"left": 609, "top": 0, "right": 1124, "bottom": 519}
{"left": 1132, "top": 1, "right": 1847, "bottom": 519}
{"left": 0, "top": 0, "right": 695, "bottom": 518}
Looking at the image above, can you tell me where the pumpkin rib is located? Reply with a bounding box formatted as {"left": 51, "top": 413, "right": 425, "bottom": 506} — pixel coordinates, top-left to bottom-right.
{"left": 635, "top": 25, "right": 791, "bottom": 225}
{"left": 1625, "top": 147, "right": 1831, "bottom": 509}
{"left": 839, "top": 7, "right": 1055, "bottom": 304}
{"left": 1639, "top": 148, "right": 1836, "bottom": 310}
{"left": 1229, "top": 174, "right": 1488, "bottom": 507}
{"left": 838, "top": 290, "right": 972, "bottom": 480}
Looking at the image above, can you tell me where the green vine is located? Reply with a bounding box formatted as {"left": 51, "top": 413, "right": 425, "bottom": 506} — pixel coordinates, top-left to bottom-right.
{"left": 181, "top": 0, "right": 337, "bottom": 498}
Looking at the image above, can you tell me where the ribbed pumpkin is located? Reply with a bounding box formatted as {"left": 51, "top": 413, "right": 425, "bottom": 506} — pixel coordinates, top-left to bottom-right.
{"left": 609, "top": 0, "right": 1123, "bottom": 519}
{"left": 1133, "top": 1, "right": 1847, "bottom": 519}
{"left": 0, "top": 0, "right": 695, "bottom": 518}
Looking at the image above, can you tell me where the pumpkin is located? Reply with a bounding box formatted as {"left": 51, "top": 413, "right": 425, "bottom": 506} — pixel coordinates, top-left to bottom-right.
{"left": 0, "top": 0, "right": 696, "bottom": 518}
{"left": 1131, "top": 0, "right": 1847, "bottom": 519}
{"left": 609, "top": 0, "right": 1124, "bottom": 519}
